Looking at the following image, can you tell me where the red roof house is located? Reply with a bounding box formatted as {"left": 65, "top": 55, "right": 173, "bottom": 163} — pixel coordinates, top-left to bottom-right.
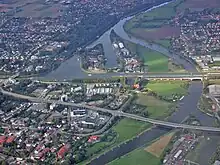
{"left": 88, "top": 135, "right": 99, "bottom": 143}
{"left": 57, "top": 144, "right": 70, "bottom": 159}
{"left": 6, "top": 136, "right": 15, "bottom": 143}
{"left": 0, "top": 136, "right": 6, "bottom": 145}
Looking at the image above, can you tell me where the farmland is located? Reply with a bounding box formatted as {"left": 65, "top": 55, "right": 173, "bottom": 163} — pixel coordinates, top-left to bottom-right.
{"left": 0, "top": 0, "right": 66, "bottom": 17}
{"left": 124, "top": 0, "right": 220, "bottom": 48}
{"left": 145, "top": 132, "right": 175, "bottom": 157}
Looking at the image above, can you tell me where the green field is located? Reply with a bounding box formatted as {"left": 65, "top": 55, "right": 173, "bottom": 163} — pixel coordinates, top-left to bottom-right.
{"left": 123, "top": 39, "right": 185, "bottom": 72}
{"left": 135, "top": 94, "right": 173, "bottom": 119}
{"left": 113, "top": 118, "right": 151, "bottom": 144}
{"left": 124, "top": 0, "right": 185, "bottom": 48}
{"left": 208, "top": 61, "right": 220, "bottom": 67}
{"left": 153, "top": 39, "right": 171, "bottom": 49}
{"left": 137, "top": 45, "right": 169, "bottom": 72}
{"left": 146, "top": 80, "right": 188, "bottom": 97}
{"left": 82, "top": 118, "right": 151, "bottom": 164}
{"left": 124, "top": 0, "right": 182, "bottom": 32}
{"left": 198, "top": 96, "right": 213, "bottom": 114}
{"left": 108, "top": 148, "right": 160, "bottom": 165}
{"left": 87, "top": 141, "right": 112, "bottom": 156}
{"left": 123, "top": 40, "right": 169, "bottom": 72}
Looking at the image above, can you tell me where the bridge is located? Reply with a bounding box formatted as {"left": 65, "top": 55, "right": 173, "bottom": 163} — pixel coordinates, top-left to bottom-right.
{"left": 116, "top": 72, "right": 220, "bottom": 80}
{"left": 2, "top": 88, "right": 220, "bottom": 132}
{"left": 35, "top": 72, "right": 220, "bottom": 82}
{"left": 2, "top": 72, "right": 220, "bottom": 82}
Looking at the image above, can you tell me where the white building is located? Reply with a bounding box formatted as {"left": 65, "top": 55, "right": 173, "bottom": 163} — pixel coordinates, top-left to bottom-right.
{"left": 118, "top": 42, "right": 124, "bottom": 49}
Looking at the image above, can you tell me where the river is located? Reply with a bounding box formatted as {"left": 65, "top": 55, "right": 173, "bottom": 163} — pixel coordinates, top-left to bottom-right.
{"left": 45, "top": 2, "right": 189, "bottom": 80}
{"left": 43, "top": 1, "right": 217, "bottom": 164}
{"left": 87, "top": 2, "right": 216, "bottom": 165}
{"left": 45, "top": 1, "right": 196, "bottom": 80}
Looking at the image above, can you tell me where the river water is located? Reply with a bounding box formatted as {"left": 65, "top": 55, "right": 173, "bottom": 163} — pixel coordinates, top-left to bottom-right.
{"left": 43, "top": 1, "right": 217, "bottom": 164}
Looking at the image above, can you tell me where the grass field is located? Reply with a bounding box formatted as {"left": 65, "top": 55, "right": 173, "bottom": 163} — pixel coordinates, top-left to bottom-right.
{"left": 123, "top": 40, "right": 169, "bottom": 72}
{"left": 168, "top": 61, "right": 186, "bottom": 72}
{"left": 124, "top": 39, "right": 185, "bottom": 72}
{"left": 1, "top": 0, "right": 64, "bottom": 17}
{"left": 146, "top": 80, "right": 189, "bottom": 97}
{"left": 113, "top": 118, "right": 151, "bottom": 144}
{"left": 145, "top": 132, "right": 175, "bottom": 157}
{"left": 108, "top": 147, "right": 161, "bottom": 165}
{"left": 87, "top": 141, "right": 112, "bottom": 156}
{"left": 198, "top": 96, "right": 213, "bottom": 113}
{"left": 124, "top": 0, "right": 182, "bottom": 31}
{"left": 208, "top": 61, "right": 220, "bottom": 67}
{"left": 208, "top": 79, "right": 220, "bottom": 85}
{"left": 137, "top": 45, "right": 169, "bottom": 72}
{"left": 124, "top": 0, "right": 184, "bottom": 45}
{"left": 153, "top": 39, "right": 171, "bottom": 48}
{"left": 135, "top": 94, "right": 173, "bottom": 119}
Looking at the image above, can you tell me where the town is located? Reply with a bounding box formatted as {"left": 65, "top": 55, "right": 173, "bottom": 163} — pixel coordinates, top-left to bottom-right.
{"left": 2, "top": 0, "right": 220, "bottom": 165}
{"left": 0, "top": 0, "right": 169, "bottom": 76}
{"left": 1, "top": 75, "right": 220, "bottom": 164}
{"left": 171, "top": 9, "right": 220, "bottom": 71}
{"left": 0, "top": 76, "right": 132, "bottom": 164}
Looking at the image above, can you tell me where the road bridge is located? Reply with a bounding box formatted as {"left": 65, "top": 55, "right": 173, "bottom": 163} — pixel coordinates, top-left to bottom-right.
{"left": 38, "top": 72, "right": 220, "bottom": 83}
{"left": 2, "top": 88, "right": 220, "bottom": 132}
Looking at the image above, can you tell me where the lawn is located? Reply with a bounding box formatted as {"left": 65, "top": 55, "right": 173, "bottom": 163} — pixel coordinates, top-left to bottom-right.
{"left": 146, "top": 80, "right": 189, "bottom": 97}
{"left": 108, "top": 148, "right": 161, "bottom": 165}
{"left": 137, "top": 45, "right": 169, "bottom": 72}
{"left": 113, "top": 118, "right": 151, "bottom": 144}
{"left": 135, "top": 94, "right": 173, "bottom": 119}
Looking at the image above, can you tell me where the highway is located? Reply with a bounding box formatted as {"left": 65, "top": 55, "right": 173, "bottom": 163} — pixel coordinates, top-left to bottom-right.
{"left": 2, "top": 88, "right": 220, "bottom": 132}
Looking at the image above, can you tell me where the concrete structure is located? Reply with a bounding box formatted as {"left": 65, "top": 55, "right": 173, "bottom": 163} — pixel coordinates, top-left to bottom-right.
{"left": 208, "top": 85, "right": 220, "bottom": 96}
{"left": 213, "top": 56, "right": 220, "bottom": 62}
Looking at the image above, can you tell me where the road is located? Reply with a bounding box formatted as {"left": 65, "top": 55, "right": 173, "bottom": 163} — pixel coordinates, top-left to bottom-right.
{"left": 2, "top": 88, "right": 220, "bottom": 132}
{"left": 75, "top": 116, "right": 115, "bottom": 137}
{"left": 2, "top": 72, "right": 220, "bottom": 83}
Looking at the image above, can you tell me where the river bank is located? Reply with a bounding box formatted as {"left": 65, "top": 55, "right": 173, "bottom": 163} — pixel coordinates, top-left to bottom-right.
{"left": 44, "top": 1, "right": 175, "bottom": 80}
